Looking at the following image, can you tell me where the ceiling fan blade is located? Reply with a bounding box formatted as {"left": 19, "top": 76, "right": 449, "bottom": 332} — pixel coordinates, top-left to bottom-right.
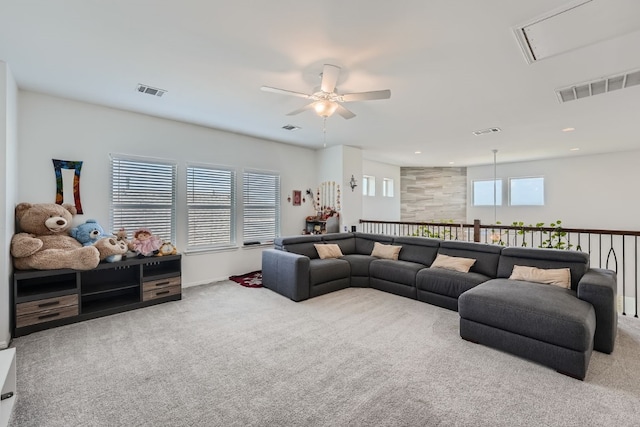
{"left": 340, "top": 89, "right": 391, "bottom": 102}
{"left": 261, "top": 86, "right": 312, "bottom": 99}
{"left": 286, "top": 102, "right": 316, "bottom": 116}
{"left": 320, "top": 64, "right": 341, "bottom": 93}
{"left": 336, "top": 104, "right": 356, "bottom": 120}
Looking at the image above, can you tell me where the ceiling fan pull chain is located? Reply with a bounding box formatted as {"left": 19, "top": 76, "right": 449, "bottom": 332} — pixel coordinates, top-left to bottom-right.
{"left": 323, "top": 117, "right": 327, "bottom": 147}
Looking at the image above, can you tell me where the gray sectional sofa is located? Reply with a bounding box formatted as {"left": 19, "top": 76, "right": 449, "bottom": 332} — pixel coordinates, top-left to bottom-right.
{"left": 261, "top": 232, "right": 618, "bottom": 380}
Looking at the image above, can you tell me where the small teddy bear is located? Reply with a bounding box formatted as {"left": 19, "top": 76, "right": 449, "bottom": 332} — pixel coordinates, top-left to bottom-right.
{"left": 131, "top": 228, "right": 163, "bottom": 257}
{"left": 70, "top": 219, "right": 127, "bottom": 263}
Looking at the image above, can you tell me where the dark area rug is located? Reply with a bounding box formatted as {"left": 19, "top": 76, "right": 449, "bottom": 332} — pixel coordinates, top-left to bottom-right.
{"left": 229, "top": 270, "right": 263, "bottom": 288}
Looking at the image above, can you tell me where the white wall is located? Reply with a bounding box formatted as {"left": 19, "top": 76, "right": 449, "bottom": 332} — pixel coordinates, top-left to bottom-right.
{"left": 362, "top": 160, "right": 401, "bottom": 221}
{"left": 18, "top": 91, "right": 317, "bottom": 286}
{"left": 0, "top": 62, "right": 18, "bottom": 347}
{"left": 467, "top": 150, "right": 640, "bottom": 230}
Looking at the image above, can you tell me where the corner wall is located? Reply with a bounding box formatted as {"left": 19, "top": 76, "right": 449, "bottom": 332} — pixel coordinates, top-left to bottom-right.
{"left": 401, "top": 167, "right": 467, "bottom": 223}
{"left": 0, "top": 62, "right": 18, "bottom": 347}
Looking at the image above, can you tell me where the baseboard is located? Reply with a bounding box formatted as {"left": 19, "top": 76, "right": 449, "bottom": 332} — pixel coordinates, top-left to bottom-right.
{"left": 0, "top": 341, "right": 8, "bottom": 350}
{"left": 183, "top": 277, "right": 228, "bottom": 288}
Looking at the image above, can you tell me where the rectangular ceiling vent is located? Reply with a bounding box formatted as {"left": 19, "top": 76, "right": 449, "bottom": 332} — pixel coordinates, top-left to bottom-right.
{"left": 556, "top": 68, "right": 640, "bottom": 103}
{"left": 136, "top": 84, "right": 166, "bottom": 97}
{"left": 472, "top": 127, "right": 501, "bottom": 136}
{"left": 282, "top": 124, "right": 301, "bottom": 131}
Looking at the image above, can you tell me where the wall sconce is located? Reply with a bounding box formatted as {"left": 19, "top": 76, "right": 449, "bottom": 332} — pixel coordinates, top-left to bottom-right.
{"left": 349, "top": 175, "right": 358, "bottom": 192}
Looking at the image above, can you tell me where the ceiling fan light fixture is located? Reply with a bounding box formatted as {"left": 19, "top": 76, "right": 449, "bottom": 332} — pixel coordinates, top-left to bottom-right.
{"left": 314, "top": 100, "right": 338, "bottom": 118}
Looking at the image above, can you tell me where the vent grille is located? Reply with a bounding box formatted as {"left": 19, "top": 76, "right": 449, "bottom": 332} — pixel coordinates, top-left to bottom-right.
{"left": 472, "top": 127, "right": 501, "bottom": 136}
{"left": 282, "top": 124, "right": 301, "bottom": 131}
{"left": 556, "top": 69, "right": 640, "bottom": 103}
{"left": 136, "top": 84, "right": 166, "bottom": 97}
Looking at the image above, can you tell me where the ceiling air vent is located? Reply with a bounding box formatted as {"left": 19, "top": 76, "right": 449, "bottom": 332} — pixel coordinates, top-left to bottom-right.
{"left": 556, "top": 68, "right": 640, "bottom": 103}
{"left": 136, "top": 84, "right": 166, "bottom": 97}
{"left": 472, "top": 127, "right": 501, "bottom": 136}
{"left": 282, "top": 124, "right": 301, "bottom": 131}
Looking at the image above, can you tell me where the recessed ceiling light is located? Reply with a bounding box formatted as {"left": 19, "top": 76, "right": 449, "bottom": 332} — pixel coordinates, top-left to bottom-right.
{"left": 562, "top": 127, "right": 575, "bottom": 132}
{"left": 570, "top": 147, "right": 580, "bottom": 151}
{"left": 414, "top": 151, "right": 421, "bottom": 154}
{"left": 448, "top": 161, "right": 455, "bottom": 165}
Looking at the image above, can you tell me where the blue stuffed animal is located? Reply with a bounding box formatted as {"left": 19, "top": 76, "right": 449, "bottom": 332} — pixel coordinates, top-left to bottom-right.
{"left": 70, "top": 219, "right": 127, "bottom": 262}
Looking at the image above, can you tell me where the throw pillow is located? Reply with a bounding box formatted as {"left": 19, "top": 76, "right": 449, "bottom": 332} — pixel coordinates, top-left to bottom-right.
{"left": 371, "top": 242, "right": 402, "bottom": 260}
{"left": 430, "top": 253, "right": 476, "bottom": 273}
{"left": 509, "top": 265, "right": 571, "bottom": 289}
{"left": 314, "top": 243, "right": 343, "bottom": 259}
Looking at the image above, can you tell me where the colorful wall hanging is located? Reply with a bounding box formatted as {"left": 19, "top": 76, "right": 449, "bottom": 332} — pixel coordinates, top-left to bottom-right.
{"left": 52, "top": 159, "right": 84, "bottom": 214}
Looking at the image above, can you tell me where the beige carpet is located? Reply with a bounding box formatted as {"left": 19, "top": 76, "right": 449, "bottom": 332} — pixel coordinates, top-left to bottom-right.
{"left": 9, "top": 281, "right": 640, "bottom": 427}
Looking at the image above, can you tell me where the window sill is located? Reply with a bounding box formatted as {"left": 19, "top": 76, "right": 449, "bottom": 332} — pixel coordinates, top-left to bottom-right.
{"left": 183, "top": 245, "right": 239, "bottom": 255}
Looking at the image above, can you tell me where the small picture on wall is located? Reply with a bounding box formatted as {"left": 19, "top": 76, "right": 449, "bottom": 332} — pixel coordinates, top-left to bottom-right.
{"left": 293, "top": 190, "right": 302, "bottom": 206}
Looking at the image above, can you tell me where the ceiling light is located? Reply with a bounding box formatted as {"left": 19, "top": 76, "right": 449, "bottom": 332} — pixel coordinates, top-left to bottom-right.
{"left": 414, "top": 151, "right": 422, "bottom": 154}
{"left": 314, "top": 100, "right": 338, "bottom": 118}
{"left": 449, "top": 161, "right": 455, "bottom": 165}
{"left": 570, "top": 147, "right": 580, "bottom": 151}
{"left": 562, "top": 127, "right": 575, "bottom": 132}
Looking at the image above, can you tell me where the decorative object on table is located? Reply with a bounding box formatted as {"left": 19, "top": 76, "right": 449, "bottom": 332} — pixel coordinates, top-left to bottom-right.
{"left": 131, "top": 228, "right": 163, "bottom": 257}
{"left": 157, "top": 242, "right": 177, "bottom": 256}
{"left": 69, "top": 219, "right": 128, "bottom": 262}
{"left": 10, "top": 202, "right": 100, "bottom": 270}
{"left": 293, "top": 190, "right": 302, "bottom": 206}
{"left": 349, "top": 175, "right": 358, "bottom": 191}
{"left": 229, "top": 270, "right": 263, "bottom": 288}
{"left": 52, "top": 159, "right": 84, "bottom": 214}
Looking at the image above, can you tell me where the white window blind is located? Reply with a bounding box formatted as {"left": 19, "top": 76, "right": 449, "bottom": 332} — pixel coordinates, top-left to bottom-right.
{"left": 243, "top": 171, "right": 280, "bottom": 245}
{"left": 187, "top": 165, "right": 236, "bottom": 250}
{"left": 110, "top": 155, "right": 177, "bottom": 243}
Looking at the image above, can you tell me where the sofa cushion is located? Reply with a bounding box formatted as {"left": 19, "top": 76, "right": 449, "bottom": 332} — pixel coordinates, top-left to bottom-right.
{"left": 354, "top": 232, "right": 394, "bottom": 255}
{"left": 392, "top": 236, "right": 440, "bottom": 265}
{"left": 321, "top": 233, "right": 356, "bottom": 254}
{"left": 431, "top": 253, "right": 476, "bottom": 273}
{"left": 370, "top": 259, "right": 425, "bottom": 286}
{"left": 438, "top": 241, "right": 502, "bottom": 278}
{"left": 314, "top": 243, "right": 343, "bottom": 259}
{"left": 458, "top": 279, "right": 596, "bottom": 352}
{"left": 274, "top": 235, "right": 323, "bottom": 259}
{"left": 371, "top": 242, "right": 402, "bottom": 260}
{"left": 309, "top": 258, "right": 350, "bottom": 286}
{"left": 498, "top": 247, "right": 589, "bottom": 290}
{"left": 340, "top": 254, "right": 376, "bottom": 277}
{"left": 417, "top": 268, "right": 490, "bottom": 299}
{"left": 509, "top": 265, "right": 571, "bottom": 289}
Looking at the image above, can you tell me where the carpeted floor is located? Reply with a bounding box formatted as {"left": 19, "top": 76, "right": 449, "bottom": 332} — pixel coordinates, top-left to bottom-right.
{"left": 8, "top": 282, "right": 640, "bottom": 427}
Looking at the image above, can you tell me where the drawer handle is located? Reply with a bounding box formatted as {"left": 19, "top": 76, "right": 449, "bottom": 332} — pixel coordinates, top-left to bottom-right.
{"left": 154, "top": 281, "right": 170, "bottom": 287}
{"left": 38, "top": 313, "right": 60, "bottom": 320}
{"left": 38, "top": 301, "right": 60, "bottom": 308}
{"left": 156, "top": 290, "right": 171, "bottom": 296}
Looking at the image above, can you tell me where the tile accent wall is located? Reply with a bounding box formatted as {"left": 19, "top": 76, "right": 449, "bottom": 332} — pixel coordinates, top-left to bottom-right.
{"left": 401, "top": 167, "right": 467, "bottom": 223}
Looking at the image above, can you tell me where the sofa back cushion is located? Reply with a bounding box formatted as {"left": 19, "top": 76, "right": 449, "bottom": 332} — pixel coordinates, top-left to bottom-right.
{"left": 439, "top": 241, "right": 502, "bottom": 278}
{"left": 497, "top": 247, "right": 589, "bottom": 290}
{"left": 321, "top": 233, "right": 356, "bottom": 254}
{"left": 392, "top": 236, "right": 440, "bottom": 265}
{"left": 274, "top": 235, "right": 324, "bottom": 259}
{"left": 354, "top": 233, "right": 394, "bottom": 255}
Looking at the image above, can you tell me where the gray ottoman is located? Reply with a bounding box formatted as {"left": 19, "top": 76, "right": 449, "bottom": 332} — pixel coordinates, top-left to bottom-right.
{"left": 459, "top": 279, "right": 596, "bottom": 380}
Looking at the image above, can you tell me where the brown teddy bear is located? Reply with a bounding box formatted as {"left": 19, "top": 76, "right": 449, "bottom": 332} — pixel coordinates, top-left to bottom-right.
{"left": 10, "top": 202, "right": 122, "bottom": 270}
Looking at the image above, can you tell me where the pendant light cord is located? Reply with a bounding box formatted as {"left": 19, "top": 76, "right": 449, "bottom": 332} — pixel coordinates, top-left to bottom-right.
{"left": 493, "top": 149, "right": 498, "bottom": 224}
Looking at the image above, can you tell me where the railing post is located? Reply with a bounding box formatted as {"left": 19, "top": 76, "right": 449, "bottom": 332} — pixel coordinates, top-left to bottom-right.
{"left": 473, "top": 219, "right": 481, "bottom": 243}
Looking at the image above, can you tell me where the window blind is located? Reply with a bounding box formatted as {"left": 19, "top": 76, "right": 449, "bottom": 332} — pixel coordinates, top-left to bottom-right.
{"left": 110, "top": 155, "right": 177, "bottom": 243}
{"left": 187, "top": 165, "right": 236, "bottom": 250}
{"left": 243, "top": 171, "right": 280, "bottom": 245}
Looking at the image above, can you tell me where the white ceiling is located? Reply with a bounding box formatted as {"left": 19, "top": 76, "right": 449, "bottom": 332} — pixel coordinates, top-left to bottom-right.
{"left": 2, "top": 0, "right": 640, "bottom": 167}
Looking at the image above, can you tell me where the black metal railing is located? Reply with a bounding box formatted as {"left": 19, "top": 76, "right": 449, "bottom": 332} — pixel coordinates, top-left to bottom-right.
{"left": 359, "top": 219, "right": 639, "bottom": 318}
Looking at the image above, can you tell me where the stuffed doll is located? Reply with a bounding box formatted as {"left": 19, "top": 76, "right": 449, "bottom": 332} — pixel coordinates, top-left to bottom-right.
{"left": 10, "top": 203, "right": 100, "bottom": 270}
{"left": 131, "top": 228, "right": 163, "bottom": 256}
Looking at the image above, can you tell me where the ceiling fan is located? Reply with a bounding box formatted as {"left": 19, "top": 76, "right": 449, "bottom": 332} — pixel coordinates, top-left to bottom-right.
{"left": 261, "top": 64, "right": 391, "bottom": 119}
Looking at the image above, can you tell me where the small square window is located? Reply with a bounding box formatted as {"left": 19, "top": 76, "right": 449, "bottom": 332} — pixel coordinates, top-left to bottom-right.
{"left": 510, "top": 177, "right": 544, "bottom": 206}
{"left": 472, "top": 179, "right": 502, "bottom": 206}
{"left": 383, "top": 178, "right": 394, "bottom": 197}
{"left": 362, "top": 175, "right": 375, "bottom": 196}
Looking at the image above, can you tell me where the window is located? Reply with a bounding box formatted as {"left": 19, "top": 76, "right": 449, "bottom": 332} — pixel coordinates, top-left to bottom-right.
{"left": 510, "top": 177, "right": 544, "bottom": 206}
{"left": 110, "top": 155, "right": 177, "bottom": 243}
{"left": 186, "top": 164, "right": 236, "bottom": 250}
{"left": 383, "top": 178, "right": 394, "bottom": 197}
{"left": 362, "top": 175, "right": 375, "bottom": 196}
{"left": 472, "top": 179, "right": 502, "bottom": 206}
{"left": 243, "top": 170, "right": 280, "bottom": 245}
